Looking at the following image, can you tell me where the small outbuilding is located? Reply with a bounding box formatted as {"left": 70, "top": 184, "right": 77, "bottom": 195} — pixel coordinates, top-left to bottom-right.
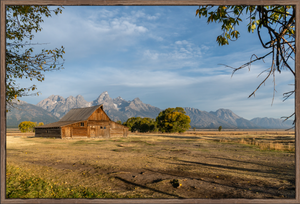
{"left": 35, "top": 105, "right": 128, "bottom": 139}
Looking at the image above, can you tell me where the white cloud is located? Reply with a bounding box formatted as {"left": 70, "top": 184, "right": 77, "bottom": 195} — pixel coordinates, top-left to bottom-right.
{"left": 18, "top": 6, "right": 294, "bottom": 120}
{"left": 33, "top": 7, "right": 152, "bottom": 59}
{"left": 140, "top": 40, "right": 204, "bottom": 70}
{"left": 148, "top": 33, "right": 163, "bottom": 41}
{"left": 144, "top": 50, "right": 159, "bottom": 60}
{"left": 130, "top": 10, "right": 161, "bottom": 20}
{"left": 83, "top": 13, "right": 148, "bottom": 37}
{"left": 147, "top": 13, "right": 160, "bottom": 20}
{"left": 85, "top": 67, "right": 198, "bottom": 87}
{"left": 175, "top": 40, "right": 188, "bottom": 45}
{"left": 87, "top": 8, "right": 118, "bottom": 20}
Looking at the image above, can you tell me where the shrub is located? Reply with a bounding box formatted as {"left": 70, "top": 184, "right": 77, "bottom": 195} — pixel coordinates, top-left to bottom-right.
{"left": 156, "top": 107, "right": 191, "bottom": 133}
{"left": 18, "top": 121, "right": 44, "bottom": 133}
{"left": 123, "top": 117, "right": 157, "bottom": 132}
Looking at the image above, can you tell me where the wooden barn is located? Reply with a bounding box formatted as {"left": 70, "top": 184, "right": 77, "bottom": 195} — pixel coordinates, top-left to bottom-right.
{"left": 35, "top": 105, "right": 128, "bottom": 139}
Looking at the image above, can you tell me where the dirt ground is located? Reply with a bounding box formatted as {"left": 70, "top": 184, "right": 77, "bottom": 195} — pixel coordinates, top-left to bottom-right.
{"left": 6, "top": 130, "right": 295, "bottom": 199}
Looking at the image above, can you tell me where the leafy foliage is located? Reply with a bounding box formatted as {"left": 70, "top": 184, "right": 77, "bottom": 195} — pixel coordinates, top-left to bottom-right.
{"left": 123, "top": 117, "right": 157, "bottom": 132}
{"left": 196, "top": 6, "right": 295, "bottom": 123}
{"left": 123, "top": 117, "right": 140, "bottom": 131}
{"left": 218, "top": 126, "right": 222, "bottom": 131}
{"left": 156, "top": 107, "right": 191, "bottom": 133}
{"left": 6, "top": 6, "right": 65, "bottom": 109}
{"left": 18, "top": 121, "right": 43, "bottom": 132}
{"left": 139, "top": 117, "right": 158, "bottom": 132}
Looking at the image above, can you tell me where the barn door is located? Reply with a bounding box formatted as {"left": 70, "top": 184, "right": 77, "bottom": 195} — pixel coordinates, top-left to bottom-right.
{"left": 99, "top": 127, "right": 104, "bottom": 137}
{"left": 90, "top": 127, "right": 96, "bottom": 137}
{"left": 103, "top": 126, "right": 110, "bottom": 138}
{"left": 64, "top": 127, "right": 71, "bottom": 138}
{"left": 96, "top": 126, "right": 100, "bottom": 137}
{"left": 123, "top": 129, "right": 127, "bottom": 137}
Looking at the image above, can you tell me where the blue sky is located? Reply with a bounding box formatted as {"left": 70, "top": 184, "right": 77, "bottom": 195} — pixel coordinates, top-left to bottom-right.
{"left": 16, "top": 6, "right": 294, "bottom": 120}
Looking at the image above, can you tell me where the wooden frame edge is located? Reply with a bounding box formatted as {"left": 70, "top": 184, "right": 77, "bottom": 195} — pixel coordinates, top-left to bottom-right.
{"left": 1, "top": 1, "right": 299, "bottom": 204}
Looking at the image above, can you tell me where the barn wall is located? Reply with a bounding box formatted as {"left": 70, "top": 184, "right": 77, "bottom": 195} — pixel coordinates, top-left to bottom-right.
{"left": 110, "top": 122, "right": 125, "bottom": 129}
{"left": 61, "top": 126, "right": 72, "bottom": 138}
{"left": 88, "top": 120, "right": 110, "bottom": 127}
{"left": 88, "top": 124, "right": 110, "bottom": 137}
{"left": 69, "top": 121, "right": 87, "bottom": 128}
{"left": 73, "top": 127, "right": 88, "bottom": 136}
{"left": 123, "top": 128, "right": 128, "bottom": 137}
{"left": 61, "top": 122, "right": 89, "bottom": 138}
{"left": 88, "top": 108, "right": 110, "bottom": 121}
{"left": 88, "top": 120, "right": 110, "bottom": 138}
{"left": 109, "top": 121, "right": 129, "bottom": 137}
{"left": 35, "top": 128, "right": 61, "bottom": 138}
{"left": 110, "top": 128, "right": 124, "bottom": 137}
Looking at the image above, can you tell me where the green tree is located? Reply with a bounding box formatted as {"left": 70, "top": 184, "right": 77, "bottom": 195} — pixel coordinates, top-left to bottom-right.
{"left": 123, "top": 117, "right": 142, "bottom": 132}
{"left": 218, "top": 126, "right": 222, "bottom": 131}
{"left": 123, "top": 117, "right": 157, "bottom": 132}
{"left": 139, "top": 117, "right": 157, "bottom": 132}
{"left": 156, "top": 107, "right": 191, "bottom": 133}
{"left": 6, "top": 6, "right": 65, "bottom": 109}
{"left": 116, "top": 120, "right": 122, "bottom": 124}
{"left": 196, "top": 6, "right": 295, "bottom": 122}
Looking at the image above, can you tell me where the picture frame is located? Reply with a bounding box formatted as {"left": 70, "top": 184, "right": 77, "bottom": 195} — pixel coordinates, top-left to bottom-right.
{"left": 1, "top": 0, "right": 299, "bottom": 203}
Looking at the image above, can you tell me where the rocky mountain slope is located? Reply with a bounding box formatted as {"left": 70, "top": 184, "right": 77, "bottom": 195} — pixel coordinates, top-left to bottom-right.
{"left": 184, "top": 107, "right": 236, "bottom": 129}
{"left": 209, "top": 109, "right": 261, "bottom": 129}
{"left": 250, "top": 117, "right": 293, "bottom": 129}
{"left": 36, "top": 92, "right": 161, "bottom": 122}
{"left": 36, "top": 94, "right": 91, "bottom": 118}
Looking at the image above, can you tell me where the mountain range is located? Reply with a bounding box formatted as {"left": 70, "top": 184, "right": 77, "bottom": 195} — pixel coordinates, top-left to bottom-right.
{"left": 6, "top": 91, "right": 293, "bottom": 129}
{"left": 35, "top": 91, "right": 161, "bottom": 122}
{"left": 6, "top": 100, "right": 59, "bottom": 128}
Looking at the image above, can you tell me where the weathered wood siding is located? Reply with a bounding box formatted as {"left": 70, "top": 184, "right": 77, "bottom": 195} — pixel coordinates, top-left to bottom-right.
{"left": 70, "top": 121, "right": 87, "bottom": 128}
{"left": 123, "top": 128, "right": 128, "bottom": 137}
{"left": 88, "top": 107, "right": 110, "bottom": 121}
{"left": 110, "top": 128, "right": 123, "bottom": 137}
{"left": 73, "top": 128, "right": 87, "bottom": 136}
{"left": 88, "top": 124, "right": 110, "bottom": 137}
{"left": 35, "top": 128, "right": 61, "bottom": 138}
{"left": 109, "top": 121, "right": 128, "bottom": 137}
{"left": 110, "top": 122, "right": 125, "bottom": 129}
{"left": 88, "top": 120, "right": 110, "bottom": 126}
{"left": 61, "top": 127, "right": 72, "bottom": 138}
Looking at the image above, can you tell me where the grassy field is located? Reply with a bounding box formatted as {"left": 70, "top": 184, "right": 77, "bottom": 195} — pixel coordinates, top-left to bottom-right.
{"left": 6, "top": 130, "right": 295, "bottom": 199}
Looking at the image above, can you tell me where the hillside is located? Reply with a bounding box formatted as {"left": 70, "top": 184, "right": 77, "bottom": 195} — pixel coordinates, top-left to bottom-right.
{"left": 6, "top": 101, "right": 60, "bottom": 128}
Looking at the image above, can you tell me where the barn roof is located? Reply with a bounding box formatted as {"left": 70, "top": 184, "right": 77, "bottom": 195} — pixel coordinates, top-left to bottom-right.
{"left": 35, "top": 105, "right": 105, "bottom": 128}
{"left": 59, "top": 105, "right": 103, "bottom": 121}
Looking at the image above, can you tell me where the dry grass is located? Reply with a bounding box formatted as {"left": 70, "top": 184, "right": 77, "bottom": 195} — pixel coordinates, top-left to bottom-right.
{"left": 6, "top": 130, "right": 296, "bottom": 199}
{"left": 219, "top": 138, "right": 295, "bottom": 152}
